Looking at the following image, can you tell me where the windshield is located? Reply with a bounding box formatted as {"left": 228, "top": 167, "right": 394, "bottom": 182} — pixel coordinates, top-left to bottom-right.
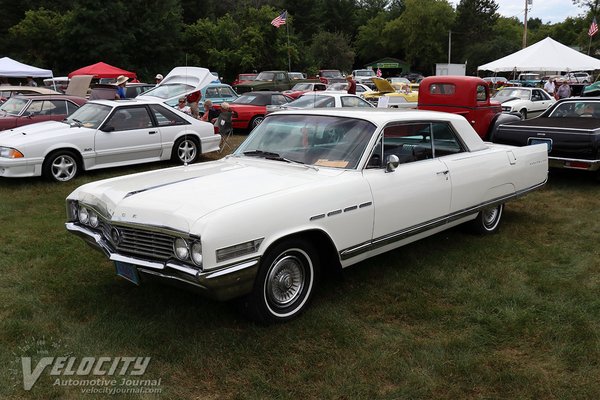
{"left": 291, "top": 83, "right": 312, "bottom": 91}
{"left": 493, "top": 89, "right": 530, "bottom": 100}
{"left": 137, "top": 83, "right": 194, "bottom": 100}
{"left": 235, "top": 114, "right": 376, "bottom": 169}
{"left": 287, "top": 95, "right": 336, "bottom": 108}
{"left": 356, "top": 70, "right": 375, "bottom": 77}
{"left": 321, "top": 71, "right": 342, "bottom": 78}
{"left": 0, "top": 97, "right": 28, "bottom": 116}
{"left": 65, "top": 103, "right": 112, "bottom": 129}
{"left": 255, "top": 72, "right": 275, "bottom": 81}
{"left": 549, "top": 101, "right": 600, "bottom": 118}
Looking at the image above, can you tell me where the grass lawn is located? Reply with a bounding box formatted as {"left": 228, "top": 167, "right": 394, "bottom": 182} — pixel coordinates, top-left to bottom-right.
{"left": 1, "top": 137, "right": 599, "bottom": 399}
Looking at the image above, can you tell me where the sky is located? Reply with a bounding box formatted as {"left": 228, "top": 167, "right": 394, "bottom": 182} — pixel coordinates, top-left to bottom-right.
{"left": 448, "top": 0, "right": 584, "bottom": 24}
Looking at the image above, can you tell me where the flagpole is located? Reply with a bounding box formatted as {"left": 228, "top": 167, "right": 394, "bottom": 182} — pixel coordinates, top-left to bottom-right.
{"left": 286, "top": 15, "right": 291, "bottom": 72}
{"left": 589, "top": 35, "right": 592, "bottom": 55}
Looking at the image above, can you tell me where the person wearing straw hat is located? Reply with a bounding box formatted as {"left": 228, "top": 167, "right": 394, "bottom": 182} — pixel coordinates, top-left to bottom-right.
{"left": 114, "top": 75, "right": 129, "bottom": 99}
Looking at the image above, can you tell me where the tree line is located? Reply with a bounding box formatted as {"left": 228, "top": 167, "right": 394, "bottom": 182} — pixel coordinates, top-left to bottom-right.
{"left": 0, "top": 0, "right": 597, "bottom": 83}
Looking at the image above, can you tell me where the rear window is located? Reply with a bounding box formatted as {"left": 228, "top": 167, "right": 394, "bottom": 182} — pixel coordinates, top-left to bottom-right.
{"left": 428, "top": 83, "right": 456, "bottom": 95}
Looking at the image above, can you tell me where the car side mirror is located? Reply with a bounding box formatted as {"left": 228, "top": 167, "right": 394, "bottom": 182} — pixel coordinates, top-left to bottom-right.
{"left": 100, "top": 125, "right": 115, "bottom": 132}
{"left": 385, "top": 154, "right": 400, "bottom": 172}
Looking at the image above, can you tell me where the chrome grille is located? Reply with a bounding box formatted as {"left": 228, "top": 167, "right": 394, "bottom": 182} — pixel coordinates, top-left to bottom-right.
{"left": 111, "top": 224, "right": 175, "bottom": 261}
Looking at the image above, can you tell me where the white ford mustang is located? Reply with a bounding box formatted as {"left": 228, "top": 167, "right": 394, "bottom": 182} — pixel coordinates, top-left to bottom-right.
{"left": 65, "top": 109, "right": 548, "bottom": 323}
{"left": 0, "top": 99, "right": 221, "bottom": 182}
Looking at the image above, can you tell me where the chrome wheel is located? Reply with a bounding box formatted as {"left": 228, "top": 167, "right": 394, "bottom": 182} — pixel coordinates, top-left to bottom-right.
{"left": 242, "top": 239, "right": 319, "bottom": 323}
{"left": 470, "top": 204, "right": 504, "bottom": 234}
{"left": 250, "top": 116, "right": 264, "bottom": 129}
{"left": 173, "top": 138, "right": 198, "bottom": 164}
{"left": 44, "top": 151, "right": 79, "bottom": 182}
{"left": 265, "top": 254, "right": 306, "bottom": 307}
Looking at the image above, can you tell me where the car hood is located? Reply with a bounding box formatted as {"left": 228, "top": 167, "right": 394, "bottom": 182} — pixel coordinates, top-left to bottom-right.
{"left": 0, "top": 121, "right": 78, "bottom": 146}
{"left": 137, "top": 66, "right": 215, "bottom": 101}
{"left": 70, "top": 158, "right": 344, "bottom": 232}
{"left": 371, "top": 77, "right": 395, "bottom": 94}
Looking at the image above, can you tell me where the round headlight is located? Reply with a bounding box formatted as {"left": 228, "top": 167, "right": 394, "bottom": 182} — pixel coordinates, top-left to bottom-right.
{"left": 89, "top": 210, "right": 99, "bottom": 228}
{"left": 174, "top": 238, "right": 189, "bottom": 260}
{"left": 78, "top": 206, "right": 89, "bottom": 224}
{"left": 191, "top": 241, "right": 203, "bottom": 266}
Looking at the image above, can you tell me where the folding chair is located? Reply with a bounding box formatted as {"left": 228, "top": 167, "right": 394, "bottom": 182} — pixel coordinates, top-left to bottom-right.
{"left": 219, "top": 128, "right": 234, "bottom": 153}
{"left": 216, "top": 109, "right": 234, "bottom": 153}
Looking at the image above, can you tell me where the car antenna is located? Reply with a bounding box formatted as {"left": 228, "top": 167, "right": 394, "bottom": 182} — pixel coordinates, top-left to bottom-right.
{"left": 184, "top": 54, "right": 189, "bottom": 167}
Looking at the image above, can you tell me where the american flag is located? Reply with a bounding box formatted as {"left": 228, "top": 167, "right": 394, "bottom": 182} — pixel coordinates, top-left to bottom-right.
{"left": 589, "top": 17, "right": 598, "bottom": 37}
{"left": 271, "top": 11, "right": 287, "bottom": 28}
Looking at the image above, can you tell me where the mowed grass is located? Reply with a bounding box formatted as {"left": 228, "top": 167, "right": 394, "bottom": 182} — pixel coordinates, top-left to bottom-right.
{"left": 0, "top": 139, "right": 599, "bottom": 399}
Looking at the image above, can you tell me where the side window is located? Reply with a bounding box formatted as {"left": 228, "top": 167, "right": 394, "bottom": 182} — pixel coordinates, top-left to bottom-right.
{"left": 43, "top": 100, "right": 67, "bottom": 115}
{"left": 271, "top": 95, "right": 289, "bottom": 105}
{"left": 315, "top": 84, "right": 326, "bottom": 91}
{"left": 106, "top": 107, "right": 152, "bottom": 131}
{"left": 476, "top": 85, "right": 488, "bottom": 102}
{"left": 276, "top": 72, "right": 286, "bottom": 81}
{"left": 65, "top": 101, "right": 80, "bottom": 115}
{"left": 150, "top": 104, "right": 189, "bottom": 126}
{"left": 431, "top": 122, "right": 464, "bottom": 156}
{"left": 369, "top": 123, "right": 434, "bottom": 168}
{"left": 220, "top": 87, "right": 236, "bottom": 98}
{"left": 205, "top": 87, "right": 219, "bottom": 98}
{"left": 26, "top": 100, "right": 43, "bottom": 115}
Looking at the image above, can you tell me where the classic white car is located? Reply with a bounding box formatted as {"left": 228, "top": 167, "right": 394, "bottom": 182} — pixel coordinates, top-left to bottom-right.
{"left": 137, "top": 66, "right": 217, "bottom": 107}
{"left": 270, "top": 92, "right": 374, "bottom": 113}
{"left": 65, "top": 109, "right": 548, "bottom": 323}
{"left": 0, "top": 99, "right": 221, "bottom": 182}
{"left": 492, "top": 87, "right": 556, "bottom": 119}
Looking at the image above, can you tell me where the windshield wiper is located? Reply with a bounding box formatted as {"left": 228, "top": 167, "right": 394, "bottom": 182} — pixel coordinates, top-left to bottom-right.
{"left": 243, "top": 150, "right": 318, "bottom": 170}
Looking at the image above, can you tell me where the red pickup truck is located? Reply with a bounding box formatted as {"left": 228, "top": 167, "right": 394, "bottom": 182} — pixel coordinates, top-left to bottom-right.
{"left": 418, "top": 76, "right": 520, "bottom": 139}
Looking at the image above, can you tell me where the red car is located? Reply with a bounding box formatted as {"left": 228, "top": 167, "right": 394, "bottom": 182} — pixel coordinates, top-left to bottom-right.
{"left": 231, "top": 73, "right": 258, "bottom": 87}
{"left": 229, "top": 91, "right": 293, "bottom": 130}
{"left": 283, "top": 82, "right": 328, "bottom": 99}
{"left": 0, "top": 94, "right": 87, "bottom": 131}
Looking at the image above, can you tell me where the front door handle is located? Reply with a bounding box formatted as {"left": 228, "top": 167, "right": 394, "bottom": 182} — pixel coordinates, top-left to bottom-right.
{"left": 149, "top": 131, "right": 157, "bottom": 134}
{"left": 437, "top": 170, "right": 449, "bottom": 180}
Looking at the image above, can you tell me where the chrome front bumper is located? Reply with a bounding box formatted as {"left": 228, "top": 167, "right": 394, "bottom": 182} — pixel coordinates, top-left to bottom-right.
{"left": 65, "top": 222, "right": 259, "bottom": 301}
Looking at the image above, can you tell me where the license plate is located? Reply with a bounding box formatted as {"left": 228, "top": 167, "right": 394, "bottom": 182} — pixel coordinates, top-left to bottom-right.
{"left": 528, "top": 137, "right": 552, "bottom": 152}
{"left": 115, "top": 261, "right": 140, "bottom": 285}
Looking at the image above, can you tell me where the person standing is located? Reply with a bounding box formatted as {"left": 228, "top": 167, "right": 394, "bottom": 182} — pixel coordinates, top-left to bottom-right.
{"left": 543, "top": 78, "right": 555, "bottom": 96}
{"left": 155, "top": 74, "right": 163, "bottom": 86}
{"left": 114, "top": 75, "right": 129, "bottom": 99}
{"left": 555, "top": 78, "right": 571, "bottom": 100}
{"left": 186, "top": 90, "right": 201, "bottom": 119}
{"left": 346, "top": 75, "right": 356, "bottom": 95}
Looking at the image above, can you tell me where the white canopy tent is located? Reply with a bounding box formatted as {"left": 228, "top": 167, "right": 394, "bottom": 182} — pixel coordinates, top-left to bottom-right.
{"left": 0, "top": 57, "right": 53, "bottom": 77}
{"left": 478, "top": 37, "right": 600, "bottom": 72}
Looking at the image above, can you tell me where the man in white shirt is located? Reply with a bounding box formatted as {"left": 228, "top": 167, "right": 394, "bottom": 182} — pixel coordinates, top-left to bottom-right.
{"left": 543, "top": 78, "right": 555, "bottom": 95}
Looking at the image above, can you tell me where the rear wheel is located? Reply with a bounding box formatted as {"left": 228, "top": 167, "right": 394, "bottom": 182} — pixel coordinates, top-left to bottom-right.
{"left": 172, "top": 136, "right": 199, "bottom": 164}
{"left": 249, "top": 115, "right": 264, "bottom": 130}
{"left": 42, "top": 150, "right": 79, "bottom": 182}
{"left": 469, "top": 204, "right": 504, "bottom": 234}
{"left": 241, "top": 239, "right": 319, "bottom": 323}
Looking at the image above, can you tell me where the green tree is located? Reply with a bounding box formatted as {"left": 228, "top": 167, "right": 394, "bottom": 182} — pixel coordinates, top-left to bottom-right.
{"left": 309, "top": 31, "right": 355, "bottom": 72}
{"left": 354, "top": 12, "right": 398, "bottom": 65}
{"left": 384, "top": 0, "right": 455, "bottom": 74}
{"left": 453, "top": 0, "right": 499, "bottom": 67}
{"left": 8, "top": 8, "right": 69, "bottom": 71}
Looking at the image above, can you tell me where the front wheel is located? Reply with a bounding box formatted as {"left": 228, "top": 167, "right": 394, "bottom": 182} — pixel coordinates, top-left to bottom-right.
{"left": 469, "top": 204, "right": 504, "bottom": 234}
{"left": 42, "top": 150, "right": 79, "bottom": 182}
{"left": 172, "top": 136, "right": 199, "bottom": 164}
{"left": 242, "top": 239, "right": 319, "bottom": 323}
{"left": 519, "top": 109, "right": 527, "bottom": 120}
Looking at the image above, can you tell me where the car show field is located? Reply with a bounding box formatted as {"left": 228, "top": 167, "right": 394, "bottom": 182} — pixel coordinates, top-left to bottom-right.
{"left": 1, "top": 128, "right": 599, "bottom": 398}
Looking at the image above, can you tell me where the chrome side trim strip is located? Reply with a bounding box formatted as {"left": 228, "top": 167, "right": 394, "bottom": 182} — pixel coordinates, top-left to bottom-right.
{"left": 339, "top": 180, "right": 546, "bottom": 260}
{"left": 204, "top": 259, "right": 260, "bottom": 279}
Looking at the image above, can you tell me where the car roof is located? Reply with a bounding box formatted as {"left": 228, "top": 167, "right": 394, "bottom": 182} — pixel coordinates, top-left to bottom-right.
{"left": 0, "top": 86, "right": 61, "bottom": 95}
{"left": 10, "top": 94, "right": 86, "bottom": 101}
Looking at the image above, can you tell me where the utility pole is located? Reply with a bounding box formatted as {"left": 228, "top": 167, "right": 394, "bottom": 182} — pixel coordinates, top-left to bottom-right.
{"left": 522, "top": 0, "right": 532, "bottom": 48}
{"left": 448, "top": 30, "right": 452, "bottom": 64}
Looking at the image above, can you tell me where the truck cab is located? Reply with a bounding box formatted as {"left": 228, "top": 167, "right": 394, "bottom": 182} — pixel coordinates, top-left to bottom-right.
{"left": 418, "top": 76, "right": 519, "bottom": 139}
